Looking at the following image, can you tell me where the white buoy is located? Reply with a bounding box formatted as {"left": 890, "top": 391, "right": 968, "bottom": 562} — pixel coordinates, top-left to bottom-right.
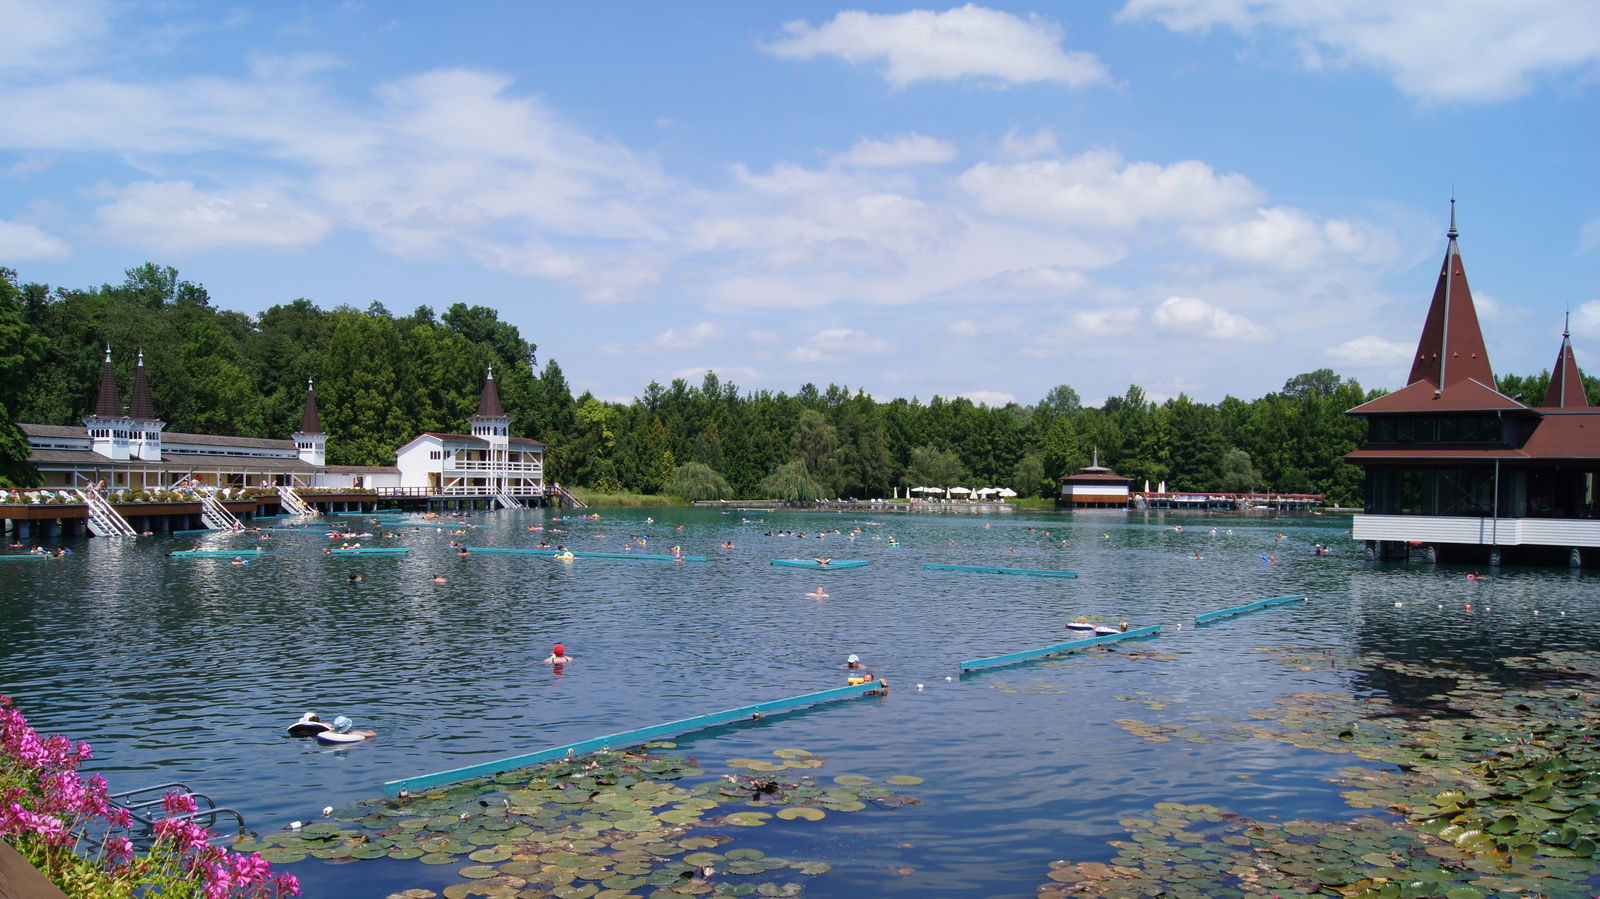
{"left": 1395, "top": 601, "right": 1402, "bottom": 607}
{"left": 288, "top": 821, "right": 302, "bottom": 830}
{"left": 945, "top": 676, "right": 952, "bottom": 682}
{"left": 917, "top": 684, "right": 924, "bottom": 691}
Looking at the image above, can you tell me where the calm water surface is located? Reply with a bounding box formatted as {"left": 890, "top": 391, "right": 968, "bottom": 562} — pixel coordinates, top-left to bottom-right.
{"left": 3, "top": 507, "right": 1597, "bottom": 897}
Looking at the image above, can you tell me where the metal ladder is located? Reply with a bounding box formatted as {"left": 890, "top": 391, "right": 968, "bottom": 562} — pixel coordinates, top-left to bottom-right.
{"left": 75, "top": 488, "right": 139, "bottom": 537}
{"left": 198, "top": 489, "right": 243, "bottom": 530}
{"left": 277, "top": 485, "right": 317, "bottom": 516}
{"left": 495, "top": 489, "right": 524, "bottom": 510}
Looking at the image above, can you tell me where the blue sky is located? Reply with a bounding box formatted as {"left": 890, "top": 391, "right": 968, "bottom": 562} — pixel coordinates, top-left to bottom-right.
{"left": 2, "top": 1, "right": 1597, "bottom": 408}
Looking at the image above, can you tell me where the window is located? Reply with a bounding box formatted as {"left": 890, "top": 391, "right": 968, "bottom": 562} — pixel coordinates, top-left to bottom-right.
{"left": 1369, "top": 416, "right": 1501, "bottom": 444}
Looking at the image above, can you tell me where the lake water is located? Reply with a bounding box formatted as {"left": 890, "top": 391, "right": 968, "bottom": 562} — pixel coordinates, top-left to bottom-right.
{"left": 3, "top": 506, "right": 1597, "bottom": 897}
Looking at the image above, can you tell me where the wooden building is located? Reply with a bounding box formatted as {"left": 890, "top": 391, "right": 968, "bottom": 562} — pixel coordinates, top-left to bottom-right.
{"left": 1057, "top": 451, "right": 1131, "bottom": 509}
{"left": 1344, "top": 204, "right": 1599, "bottom": 566}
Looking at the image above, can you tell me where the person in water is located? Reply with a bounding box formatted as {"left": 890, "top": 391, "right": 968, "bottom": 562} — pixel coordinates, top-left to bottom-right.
{"left": 348, "top": 573, "right": 362, "bottom": 582}
{"left": 845, "top": 654, "right": 862, "bottom": 669}
{"left": 431, "top": 573, "right": 446, "bottom": 583}
{"left": 544, "top": 644, "right": 573, "bottom": 664}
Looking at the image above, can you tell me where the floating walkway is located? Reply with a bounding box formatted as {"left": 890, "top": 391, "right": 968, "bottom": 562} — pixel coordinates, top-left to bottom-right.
{"left": 383, "top": 680, "right": 883, "bottom": 795}
{"left": 771, "top": 559, "right": 869, "bottom": 570}
{"left": 329, "top": 547, "right": 410, "bottom": 555}
{"left": 924, "top": 563, "right": 1077, "bottom": 579}
{"left": 170, "top": 550, "right": 266, "bottom": 558}
{"left": 1194, "top": 594, "right": 1308, "bottom": 625}
{"left": 0, "top": 554, "right": 53, "bottom": 562}
{"left": 960, "top": 625, "right": 1162, "bottom": 673}
{"left": 463, "top": 547, "right": 708, "bottom": 563}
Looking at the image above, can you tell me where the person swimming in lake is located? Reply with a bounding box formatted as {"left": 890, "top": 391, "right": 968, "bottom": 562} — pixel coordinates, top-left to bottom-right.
{"left": 813, "top": 558, "right": 832, "bottom": 566}
{"left": 806, "top": 586, "right": 828, "bottom": 598}
{"left": 431, "top": 573, "right": 446, "bottom": 583}
{"left": 544, "top": 644, "right": 573, "bottom": 664}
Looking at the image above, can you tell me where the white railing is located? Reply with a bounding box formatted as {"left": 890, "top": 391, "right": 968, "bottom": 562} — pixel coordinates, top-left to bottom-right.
{"left": 444, "top": 460, "right": 542, "bottom": 475}
{"left": 74, "top": 489, "right": 138, "bottom": 537}
{"left": 276, "top": 486, "right": 317, "bottom": 516}
{"left": 549, "top": 484, "right": 586, "bottom": 509}
{"left": 495, "top": 489, "right": 524, "bottom": 511}
{"left": 1353, "top": 514, "right": 1600, "bottom": 548}
{"left": 198, "top": 489, "right": 243, "bottom": 530}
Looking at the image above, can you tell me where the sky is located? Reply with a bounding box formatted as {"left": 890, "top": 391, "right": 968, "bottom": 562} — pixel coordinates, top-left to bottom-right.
{"left": 1, "top": 1, "right": 1597, "bottom": 408}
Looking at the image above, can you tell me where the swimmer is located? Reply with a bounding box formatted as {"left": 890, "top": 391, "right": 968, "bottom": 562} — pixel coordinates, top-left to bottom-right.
{"left": 348, "top": 573, "right": 362, "bottom": 582}
{"left": 544, "top": 644, "right": 573, "bottom": 664}
{"left": 845, "top": 654, "right": 862, "bottom": 669}
{"left": 231, "top": 557, "right": 245, "bottom": 566}
{"left": 813, "top": 558, "right": 832, "bottom": 566}
{"left": 431, "top": 573, "right": 446, "bottom": 583}
{"left": 806, "top": 586, "right": 828, "bottom": 599}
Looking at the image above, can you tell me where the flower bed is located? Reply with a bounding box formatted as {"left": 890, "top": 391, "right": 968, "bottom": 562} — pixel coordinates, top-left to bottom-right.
{"left": 0, "top": 695, "right": 298, "bottom": 898}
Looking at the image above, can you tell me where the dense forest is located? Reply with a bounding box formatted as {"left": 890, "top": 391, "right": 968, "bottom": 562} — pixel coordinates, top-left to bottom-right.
{"left": 2, "top": 265, "right": 1595, "bottom": 505}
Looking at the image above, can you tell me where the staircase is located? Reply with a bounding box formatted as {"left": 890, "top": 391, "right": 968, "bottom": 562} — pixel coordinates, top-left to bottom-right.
{"left": 277, "top": 485, "right": 317, "bottom": 516}
{"left": 75, "top": 489, "right": 138, "bottom": 537}
{"left": 198, "top": 489, "right": 243, "bottom": 530}
{"left": 549, "top": 484, "right": 587, "bottom": 509}
{"left": 495, "top": 489, "right": 524, "bottom": 511}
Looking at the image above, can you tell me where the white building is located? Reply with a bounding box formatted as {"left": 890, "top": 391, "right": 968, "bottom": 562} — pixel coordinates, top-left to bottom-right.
{"left": 393, "top": 369, "right": 545, "bottom": 504}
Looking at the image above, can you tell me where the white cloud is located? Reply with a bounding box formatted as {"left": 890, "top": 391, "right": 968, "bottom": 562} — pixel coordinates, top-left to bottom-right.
{"left": 599, "top": 322, "right": 727, "bottom": 355}
{"left": 948, "top": 319, "right": 982, "bottom": 336}
{"left": 1571, "top": 300, "right": 1600, "bottom": 338}
{"left": 0, "top": 219, "right": 70, "bottom": 260}
{"left": 832, "top": 133, "right": 957, "bottom": 168}
{"left": 0, "top": 0, "right": 107, "bottom": 72}
{"left": 960, "top": 389, "right": 1016, "bottom": 406}
{"left": 784, "top": 328, "right": 897, "bottom": 362}
{"left": 762, "top": 5, "right": 1110, "bottom": 89}
{"left": 1119, "top": 0, "right": 1600, "bottom": 102}
{"left": 1072, "top": 307, "right": 1141, "bottom": 336}
{"left": 1184, "top": 206, "right": 1392, "bottom": 270}
{"left": 959, "top": 148, "right": 1265, "bottom": 228}
{"left": 93, "top": 180, "right": 331, "bottom": 251}
{"left": 999, "top": 126, "right": 1059, "bottom": 160}
{"left": 668, "top": 366, "right": 765, "bottom": 384}
{"left": 1150, "top": 296, "right": 1273, "bottom": 342}
{"left": 1580, "top": 219, "right": 1600, "bottom": 254}
{"left": 1326, "top": 335, "right": 1413, "bottom": 366}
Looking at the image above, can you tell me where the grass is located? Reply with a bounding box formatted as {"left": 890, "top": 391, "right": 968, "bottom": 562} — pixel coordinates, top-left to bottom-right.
{"left": 566, "top": 487, "right": 687, "bottom": 507}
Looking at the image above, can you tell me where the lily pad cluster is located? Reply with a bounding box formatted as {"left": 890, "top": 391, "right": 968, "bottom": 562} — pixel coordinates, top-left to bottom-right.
{"left": 1042, "top": 649, "right": 1600, "bottom": 898}
{"left": 238, "top": 745, "right": 920, "bottom": 899}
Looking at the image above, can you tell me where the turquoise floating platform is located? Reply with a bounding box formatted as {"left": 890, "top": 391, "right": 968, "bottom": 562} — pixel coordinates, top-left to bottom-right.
{"left": 462, "top": 547, "right": 707, "bottom": 562}
{"left": 170, "top": 550, "right": 266, "bottom": 558}
{"left": 382, "top": 680, "right": 882, "bottom": 795}
{"left": 329, "top": 547, "right": 410, "bottom": 555}
{"left": 771, "top": 559, "right": 869, "bottom": 570}
{"left": 924, "top": 563, "right": 1077, "bottom": 579}
{"left": 1194, "top": 594, "right": 1308, "bottom": 624}
{"left": 0, "top": 554, "right": 53, "bottom": 561}
{"left": 960, "top": 625, "right": 1162, "bottom": 673}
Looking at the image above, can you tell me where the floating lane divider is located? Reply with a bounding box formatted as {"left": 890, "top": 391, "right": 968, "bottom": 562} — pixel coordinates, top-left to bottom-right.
{"left": 329, "top": 547, "right": 410, "bottom": 555}
{"left": 383, "top": 680, "right": 882, "bottom": 796}
{"left": 0, "top": 554, "right": 53, "bottom": 562}
{"left": 960, "top": 625, "right": 1162, "bottom": 674}
{"left": 924, "top": 563, "right": 1077, "bottom": 579}
{"left": 770, "top": 559, "right": 870, "bottom": 570}
{"left": 170, "top": 549, "right": 267, "bottom": 558}
{"left": 463, "top": 547, "right": 708, "bottom": 563}
{"left": 1193, "top": 594, "right": 1309, "bottom": 625}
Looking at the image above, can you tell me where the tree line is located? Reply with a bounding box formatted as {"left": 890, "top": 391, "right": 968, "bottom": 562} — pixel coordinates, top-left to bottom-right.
{"left": 2, "top": 265, "right": 1594, "bottom": 504}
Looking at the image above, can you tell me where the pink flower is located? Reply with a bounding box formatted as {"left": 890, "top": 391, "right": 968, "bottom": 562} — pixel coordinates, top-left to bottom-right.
{"left": 163, "top": 791, "right": 200, "bottom": 816}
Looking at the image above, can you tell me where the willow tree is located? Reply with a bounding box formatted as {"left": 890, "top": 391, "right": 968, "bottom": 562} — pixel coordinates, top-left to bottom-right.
{"left": 666, "top": 462, "right": 732, "bottom": 501}
{"left": 757, "top": 459, "right": 829, "bottom": 501}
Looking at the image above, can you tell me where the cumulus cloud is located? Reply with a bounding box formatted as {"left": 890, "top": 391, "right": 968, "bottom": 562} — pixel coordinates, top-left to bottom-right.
{"left": 0, "top": 0, "right": 108, "bottom": 72}
{"left": 762, "top": 5, "right": 1110, "bottom": 89}
{"left": 599, "top": 322, "right": 727, "bottom": 355}
{"left": 1571, "top": 300, "right": 1600, "bottom": 338}
{"left": 0, "top": 219, "right": 70, "bottom": 260}
{"left": 93, "top": 180, "right": 331, "bottom": 252}
{"left": 959, "top": 148, "right": 1265, "bottom": 228}
{"left": 1150, "top": 296, "right": 1273, "bottom": 342}
{"left": 1072, "top": 307, "right": 1141, "bottom": 336}
{"left": 784, "top": 327, "right": 897, "bottom": 362}
{"left": 1118, "top": 0, "right": 1600, "bottom": 102}
{"left": 831, "top": 133, "right": 958, "bottom": 168}
{"left": 1580, "top": 219, "right": 1600, "bottom": 254}
{"left": 960, "top": 389, "right": 1016, "bottom": 406}
{"left": 999, "top": 126, "right": 1060, "bottom": 160}
{"left": 1183, "top": 206, "right": 1392, "bottom": 270}
{"left": 1326, "top": 335, "right": 1414, "bottom": 366}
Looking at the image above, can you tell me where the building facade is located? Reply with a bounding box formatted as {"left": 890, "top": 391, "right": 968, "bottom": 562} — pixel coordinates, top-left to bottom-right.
{"left": 1344, "top": 205, "right": 1599, "bottom": 566}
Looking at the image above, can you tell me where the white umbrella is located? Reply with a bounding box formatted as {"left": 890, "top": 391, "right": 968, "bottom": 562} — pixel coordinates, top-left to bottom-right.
{"left": 911, "top": 486, "right": 941, "bottom": 493}
{"left": 949, "top": 487, "right": 972, "bottom": 494}
{"left": 998, "top": 488, "right": 1017, "bottom": 497}
{"left": 976, "top": 487, "right": 1000, "bottom": 495}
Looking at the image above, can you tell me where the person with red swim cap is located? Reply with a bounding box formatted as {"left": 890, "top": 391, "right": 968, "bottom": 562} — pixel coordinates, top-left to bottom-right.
{"left": 543, "top": 644, "right": 574, "bottom": 664}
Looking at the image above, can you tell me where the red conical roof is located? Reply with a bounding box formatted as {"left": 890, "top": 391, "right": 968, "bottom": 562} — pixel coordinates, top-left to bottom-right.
{"left": 1405, "top": 202, "right": 1496, "bottom": 391}
{"left": 128, "top": 350, "right": 157, "bottom": 421}
{"left": 298, "top": 380, "right": 324, "bottom": 433}
{"left": 92, "top": 346, "right": 123, "bottom": 418}
{"left": 1543, "top": 318, "right": 1589, "bottom": 409}
{"left": 471, "top": 367, "right": 505, "bottom": 419}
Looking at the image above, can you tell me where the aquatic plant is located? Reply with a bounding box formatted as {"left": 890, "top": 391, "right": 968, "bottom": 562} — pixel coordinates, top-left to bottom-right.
{"left": 247, "top": 744, "right": 919, "bottom": 898}
{"left": 0, "top": 694, "right": 299, "bottom": 899}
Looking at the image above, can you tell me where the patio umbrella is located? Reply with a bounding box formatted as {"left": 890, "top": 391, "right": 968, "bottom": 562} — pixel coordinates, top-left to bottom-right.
{"left": 998, "top": 488, "right": 1017, "bottom": 497}
{"left": 949, "top": 487, "right": 972, "bottom": 494}
{"left": 976, "top": 487, "right": 999, "bottom": 495}
{"left": 911, "top": 486, "right": 941, "bottom": 493}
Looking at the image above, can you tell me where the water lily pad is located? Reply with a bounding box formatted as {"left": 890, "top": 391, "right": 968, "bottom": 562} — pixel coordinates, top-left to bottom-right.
{"left": 884, "top": 775, "right": 923, "bottom": 786}
{"left": 256, "top": 848, "right": 307, "bottom": 864}
{"left": 388, "top": 847, "right": 425, "bottom": 860}
{"left": 795, "top": 861, "right": 831, "bottom": 875}
{"left": 469, "top": 848, "right": 512, "bottom": 863}
{"left": 776, "top": 807, "right": 825, "bottom": 821}
{"left": 831, "top": 775, "right": 871, "bottom": 786}
{"left": 771, "top": 749, "right": 813, "bottom": 759}
{"left": 458, "top": 864, "right": 500, "bottom": 879}
{"left": 726, "top": 812, "right": 771, "bottom": 826}
{"left": 419, "top": 852, "right": 459, "bottom": 865}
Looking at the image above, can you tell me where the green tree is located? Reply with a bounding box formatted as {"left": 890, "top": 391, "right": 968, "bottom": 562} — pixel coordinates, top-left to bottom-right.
{"left": 0, "top": 269, "right": 44, "bottom": 485}
{"left": 901, "top": 445, "right": 967, "bottom": 488}
{"left": 757, "top": 459, "right": 829, "bottom": 501}
{"left": 1219, "top": 448, "right": 1262, "bottom": 494}
{"left": 666, "top": 462, "right": 733, "bottom": 500}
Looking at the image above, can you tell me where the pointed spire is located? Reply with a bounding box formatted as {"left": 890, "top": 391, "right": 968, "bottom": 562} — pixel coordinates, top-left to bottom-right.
{"left": 1447, "top": 194, "right": 1458, "bottom": 240}
{"left": 1543, "top": 312, "right": 1589, "bottom": 408}
{"left": 298, "top": 379, "right": 324, "bottom": 434}
{"left": 1405, "top": 200, "right": 1495, "bottom": 391}
{"left": 92, "top": 345, "right": 124, "bottom": 418}
{"left": 473, "top": 365, "right": 505, "bottom": 419}
{"left": 128, "top": 348, "right": 157, "bottom": 421}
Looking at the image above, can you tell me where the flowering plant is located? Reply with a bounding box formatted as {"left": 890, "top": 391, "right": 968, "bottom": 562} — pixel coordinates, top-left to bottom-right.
{"left": 0, "top": 695, "right": 298, "bottom": 899}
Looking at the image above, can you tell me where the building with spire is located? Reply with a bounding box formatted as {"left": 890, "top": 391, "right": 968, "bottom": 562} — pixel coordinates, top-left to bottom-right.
{"left": 1344, "top": 203, "right": 1599, "bottom": 566}
{"left": 393, "top": 369, "right": 545, "bottom": 506}
{"left": 1057, "top": 449, "right": 1131, "bottom": 508}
